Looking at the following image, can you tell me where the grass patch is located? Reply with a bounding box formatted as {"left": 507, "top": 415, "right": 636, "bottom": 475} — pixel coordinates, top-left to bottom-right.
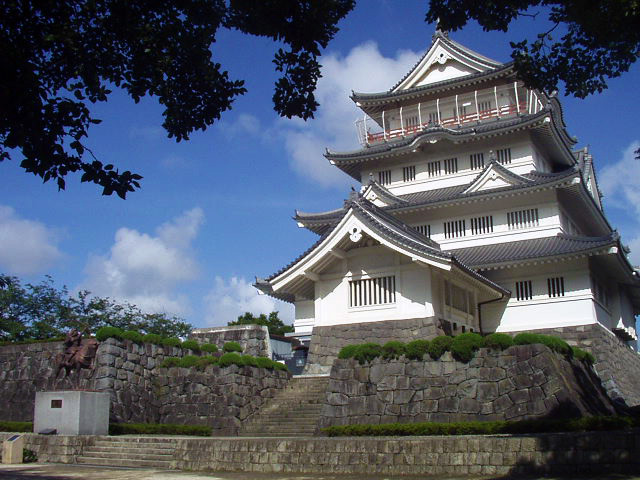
{"left": 0, "top": 421, "right": 32, "bottom": 432}
{"left": 108, "top": 422, "right": 212, "bottom": 436}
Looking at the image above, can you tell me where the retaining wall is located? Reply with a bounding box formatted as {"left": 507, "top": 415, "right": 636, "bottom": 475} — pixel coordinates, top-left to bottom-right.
{"left": 189, "top": 325, "right": 271, "bottom": 358}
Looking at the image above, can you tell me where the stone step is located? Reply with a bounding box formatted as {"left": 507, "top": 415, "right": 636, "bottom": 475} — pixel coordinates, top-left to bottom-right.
{"left": 92, "top": 441, "right": 176, "bottom": 449}
{"left": 76, "top": 456, "right": 172, "bottom": 468}
{"left": 80, "top": 450, "right": 173, "bottom": 461}
{"left": 94, "top": 437, "right": 178, "bottom": 444}
{"left": 87, "top": 446, "right": 175, "bottom": 455}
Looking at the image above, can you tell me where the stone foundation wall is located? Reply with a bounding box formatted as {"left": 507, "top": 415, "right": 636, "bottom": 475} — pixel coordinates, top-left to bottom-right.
{"left": 519, "top": 324, "right": 640, "bottom": 408}
{"left": 189, "top": 325, "right": 271, "bottom": 358}
{"left": 306, "top": 317, "right": 441, "bottom": 374}
{"left": 318, "top": 344, "right": 617, "bottom": 429}
{"left": 0, "top": 337, "right": 289, "bottom": 433}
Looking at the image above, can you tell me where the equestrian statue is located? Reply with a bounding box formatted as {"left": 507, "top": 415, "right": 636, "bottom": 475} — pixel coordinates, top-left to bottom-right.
{"left": 55, "top": 327, "right": 99, "bottom": 380}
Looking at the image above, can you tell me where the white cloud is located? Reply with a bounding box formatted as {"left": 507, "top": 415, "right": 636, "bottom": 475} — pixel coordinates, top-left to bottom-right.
{"left": 203, "top": 276, "right": 294, "bottom": 327}
{"left": 129, "top": 125, "right": 165, "bottom": 141}
{"left": 81, "top": 208, "right": 204, "bottom": 315}
{"left": 278, "top": 41, "right": 420, "bottom": 188}
{"left": 0, "top": 205, "right": 62, "bottom": 275}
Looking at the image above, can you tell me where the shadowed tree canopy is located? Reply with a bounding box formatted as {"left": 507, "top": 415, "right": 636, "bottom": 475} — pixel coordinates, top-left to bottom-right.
{"left": 0, "top": 0, "right": 355, "bottom": 198}
{"left": 427, "top": 0, "right": 640, "bottom": 98}
{"left": 229, "top": 311, "right": 294, "bottom": 336}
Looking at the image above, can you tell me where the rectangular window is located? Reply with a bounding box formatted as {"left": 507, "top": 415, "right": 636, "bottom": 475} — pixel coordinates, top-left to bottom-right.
{"left": 444, "top": 157, "right": 458, "bottom": 175}
{"left": 444, "top": 219, "right": 466, "bottom": 239}
{"left": 547, "top": 277, "right": 565, "bottom": 298}
{"left": 378, "top": 170, "right": 392, "bottom": 185}
{"left": 515, "top": 280, "right": 533, "bottom": 301}
{"left": 496, "top": 147, "right": 512, "bottom": 165}
{"left": 413, "top": 224, "right": 431, "bottom": 237}
{"left": 404, "top": 115, "right": 419, "bottom": 129}
{"left": 591, "top": 276, "right": 609, "bottom": 307}
{"left": 470, "top": 153, "right": 484, "bottom": 170}
{"left": 403, "top": 165, "right": 416, "bottom": 182}
{"left": 428, "top": 112, "right": 439, "bottom": 124}
{"left": 507, "top": 208, "right": 539, "bottom": 230}
{"left": 349, "top": 276, "right": 396, "bottom": 307}
{"left": 470, "top": 215, "right": 493, "bottom": 235}
{"left": 478, "top": 100, "right": 492, "bottom": 114}
{"left": 444, "top": 280, "right": 472, "bottom": 314}
{"left": 427, "top": 160, "right": 441, "bottom": 177}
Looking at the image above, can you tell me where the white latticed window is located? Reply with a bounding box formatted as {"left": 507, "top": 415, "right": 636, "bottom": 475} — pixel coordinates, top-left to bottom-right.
{"left": 444, "top": 219, "right": 466, "bottom": 239}
{"left": 349, "top": 276, "right": 396, "bottom": 307}
{"left": 547, "top": 277, "right": 565, "bottom": 298}
{"left": 591, "top": 276, "right": 609, "bottom": 307}
{"left": 413, "top": 224, "right": 431, "bottom": 237}
{"left": 444, "top": 157, "right": 458, "bottom": 174}
{"left": 478, "top": 100, "right": 492, "bottom": 113}
{"left": 444, "top": 280, "right": 475, "bottom": 315}
{"left": 378, "top": 170, "right": 392, "bottom": 185}
{"left": 428, "top": 112, "right": 439, "bottom": 124}
{"left": 427, "top": 160, "right": 441, "bottom": 177}
{"left": 507, "top": 208, "right": 539, "bottom": 229}
{"left": 496, "top": 148, "right": 512, "bottom": 164}
{"left": 404, "top": 115, "right": 419, "bottom": 129}
{"left": 470, "top": 215, "right": 493, "bottom": 235}
{"left": 515, "top": 280, "right": 533, "bottom": 301}
{"left": 403, "top": 165, "right": 416, "bottom": 182}
{"left": 470, "top": 153, "right": 484, "bottom": 170}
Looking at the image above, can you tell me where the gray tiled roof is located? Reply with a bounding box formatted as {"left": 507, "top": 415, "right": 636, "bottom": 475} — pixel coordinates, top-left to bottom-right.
{"left": 450, "top": 233, "right": 618, "bottom": 269}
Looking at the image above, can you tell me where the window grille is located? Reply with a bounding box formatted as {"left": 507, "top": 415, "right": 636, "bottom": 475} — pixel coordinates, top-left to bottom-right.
{"left": 444, "top": 219, "right": 466, "bottom": 239}
{"left": 496, "top": 148, "right": 512, "bottom": 165}
{"left": 403, "top": 165, "right": 416, "bottom": 182}
{"left": 378, "top": 170, "right": 392, "bottom": 185}
{"left": 470, "top": 153, "right": 484, "bottom": 170}
{"left": 349, "top": 276, "right": 396, "bottom": 307}
{"left": 507, "top": 208, "right": 539, "bottom": 230}
{"left": 444, "top": 280, "right": 473, "bottom": 314}
{"left": 427, "top": 161, "right": 441, "bottom": 177}
{"left": 413, "top": 224, "right": 431, "bottom": 237}
{"left": 470, "top": 215, "right": 493, "bottom": 235}
{"left": 478, "top": 100, "right": 492, "bottom": 113}
{"left": 591, "top": 276, "right": 609, "bottom": 307}
{"left": 404, "top": 115, "right": 419, "bottom": 129}
{"left": 428, "top": 112, "right": 439, "bottom": 124}
{"left": 515, "top": 280, "right": 533, "bottom": 301}
{"left": 444, "top": 157, "right": 458, "bottom": 174}
{"left": 547, "top": 277, "right": 565, "bottom": 298}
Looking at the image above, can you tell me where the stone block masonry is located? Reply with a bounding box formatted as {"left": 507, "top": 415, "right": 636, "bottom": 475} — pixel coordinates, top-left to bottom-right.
{"left": 189, "top": 324, "right": 271, "bottom": 358}
{"left": 319, "top": 344, "right": 617, "bottom": 428}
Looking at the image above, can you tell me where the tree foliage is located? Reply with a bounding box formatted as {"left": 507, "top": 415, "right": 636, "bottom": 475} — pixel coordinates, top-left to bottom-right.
{"left": 427, "top": 0, "right": 640, "bottom": 98}
{"left": 0, "top": 274, "right": 192, "bottom": 341}
{"left": 0, "top": 0, "right": 355, "bottom": 198}
{"left": 228, "top": 311, "right": 294, "bottom": 336}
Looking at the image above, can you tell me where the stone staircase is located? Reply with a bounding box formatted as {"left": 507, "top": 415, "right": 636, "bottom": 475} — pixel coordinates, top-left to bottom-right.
{"left": 75, "top": 437, "right": 177, "bottom": 468}
{"left": 239, "top": 375, "right": 330, "bottom": 437}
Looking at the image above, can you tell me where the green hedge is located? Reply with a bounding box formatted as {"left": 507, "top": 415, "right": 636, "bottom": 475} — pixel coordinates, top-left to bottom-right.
{"left": 161, "top": 352, "right": 288, "bottom": 372}
{"left": 0, "top": 421, "right": 33, "bottom": 432}
{"left": 109, "top": 422, "right": 212, "bottom": 436}
{"left": 0, "top": 337, "right": 65, "bottom": 347}
{"left": 336, "top": 332, "right": 596, "bottom": 365}
{"left": 223, "top": 341, "right": 243, "bottom": 353}
{"left": 181, "top": 340, "right": 200, "bottom": 351}
{"left": 322, "top": 416, "right": 640, "bottom": 437}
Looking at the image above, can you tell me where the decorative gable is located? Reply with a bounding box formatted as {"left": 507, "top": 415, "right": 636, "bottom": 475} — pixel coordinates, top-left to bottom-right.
{"left": 463, "top": 162, "right": 533, "bottom": 194}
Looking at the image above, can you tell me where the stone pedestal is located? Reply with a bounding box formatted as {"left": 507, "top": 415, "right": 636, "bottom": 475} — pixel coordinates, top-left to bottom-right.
{"left": 2, "top": 434, "right": 24, "bottom": 463}
{"left": 34, "top": 391, "right": 109, "bottom": 435}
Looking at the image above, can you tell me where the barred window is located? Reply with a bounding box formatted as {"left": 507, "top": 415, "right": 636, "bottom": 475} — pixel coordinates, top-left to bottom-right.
{"left": 496, "top": 148, "right": 512, "bottom": 165}
{"left": 413, "top": 224, "right": 431, "bottom": 237}
{"left": 470, "top": 153, "right": 484, "bottom": 170}
{"left": 349, "top": 276, "right": 396, "bottom": 307}
{"left": 404, "top": 115, "right": 419, "bottom": 129}
{"left": 470, "top": 215, "right": 493, "bottom": 235}
{"left": 507, "top": 208, "right": 539, "bottom": 229}
{"left": 444, "top": 219, "right": 466, "bottom": 239}
{"left": 427, "top": 161, "right": 441, "bottom": 177}
{"left": 428, "top": 112, "right": 439, "bottom": 124}
{"left": 515, "top": 280, "right": 533, "bottom": 301}
{"left": 444, "top": 280, "right": 474, "bottom": 314}
{"left": 478, "top": 100, "right": 492, "bottom": 113}
{"left": 547, "top": 277, "right": 565, "bottom": 298}
{"left": 444, "top": 157, "right": 458, "bottom": 174}
{"left": 378, "top": 170, "right": 392, "bottom": 185}
{"left": 403, "top": 165, "right": 416, "bottom": 182}
{"left": 591, "top": 276, "right": 609, "bottom": 307}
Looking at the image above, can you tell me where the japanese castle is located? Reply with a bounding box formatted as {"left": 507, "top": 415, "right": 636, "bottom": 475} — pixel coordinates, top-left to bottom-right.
{"left": 256, "top": 31, "right": 640, "bottom": 367}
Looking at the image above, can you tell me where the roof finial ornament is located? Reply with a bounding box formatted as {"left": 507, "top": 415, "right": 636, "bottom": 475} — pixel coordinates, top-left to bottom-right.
{"left": 433, "top": 18, "right": 449, "bottom": 40}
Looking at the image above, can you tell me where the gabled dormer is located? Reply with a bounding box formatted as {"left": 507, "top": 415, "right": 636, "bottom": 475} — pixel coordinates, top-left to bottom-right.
{"left": 462, "top": 161, "right": 534, "bottom": 194}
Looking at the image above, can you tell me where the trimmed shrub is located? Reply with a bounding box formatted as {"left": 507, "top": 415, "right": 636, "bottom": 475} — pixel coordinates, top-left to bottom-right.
{"left": 219, "top": 352, "right": 243, "bottom": 368}
{"left": 177, "top": 355, "right": 200, "bottom": 368}
{"left": 338, "top": 344, "right": 360, "bottom": 360}
{"left": 428, "top": 335, "right": 453, "bottom": 359}
{"left": 255, "top": 356, "right": 274, "bottom": 369}
{"left": 95, "top": 326, "right": 123, "bottom": 341}
{"left": 450, "top": 333, "right": 484, "bottom": 363}
{"left": 572, "top": 346, "right": 596, "bottom": 364}
{"left": 241, "top": 354, "right": 259, "bottom": 367}
{"left": 195, "top": 355, "right": 219, "bottom": 370}
{"left": 353, "top": 343, "right": 383, "bottom": 364}
{"left": 274, "top": 362, "right": 289, "bottom": 372}
{"left": 109, "top": 422, "right": 211, "bottom": 436}
{"left": 201, "top": 343, "right": 218, "bottom": 353}
{"left": 0, "top": 421, "right": 33, "bottom": 432}
{"left": 181, "top": 340, "right": 201, "bottom": 351}
{"left": 161, "top": 337, "right": 182, "bottom": 348}
{"left": 142, "top": 333, "right": 163, "bottom": 345}
{"left": 382, "top": 341, "right": 406, "bottom": 360}
{"left": 160, "top": 357, "right": 181, "bottom": 368}
{"left": 513, "top": 332, "right": 544, "bottom": 346}
{"left": 223, "top": 341, "right": 243, "bottom": 353}
{"left": 406, "top": 339, "right": 430, "bottom": 361}
{"left": 483, "top": 333, "right": 514, "bottom": 350}
{"left": 120, "top": 330, "right": 144, "bottom": 343}
{"left": 514, "top": 332, "right": 572, "bottom": 356}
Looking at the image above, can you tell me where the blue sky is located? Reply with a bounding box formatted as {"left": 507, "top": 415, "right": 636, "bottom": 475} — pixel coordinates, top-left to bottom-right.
{"left": 1, "top": 1, "right": 638, "bottom": 328}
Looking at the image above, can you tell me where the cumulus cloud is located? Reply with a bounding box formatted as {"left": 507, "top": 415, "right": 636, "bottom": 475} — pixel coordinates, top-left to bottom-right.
{"left": 0, "top": 205, "right": 62, "bottom": 275}
{"left": 203, "top": 276, "right": 294, "bottom": 327}
{"left": 81, "top": 208, "right": 204, "bottom": 315}
{"left": 278, "top": 42, "right": 420, "bottom": 188}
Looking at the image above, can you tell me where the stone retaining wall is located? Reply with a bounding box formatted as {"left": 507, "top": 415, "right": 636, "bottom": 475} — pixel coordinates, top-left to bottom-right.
{"left": 306, "top": 317, "right": 441, "bottom": 374}
{"left": 2, "top": 431, "right": 639, "bottom": 476}
{"left": 318, "top": 344, "right": 617, "bottom": 428}
{"left": 189, "top": 325, "right": 271, "bottom": 358}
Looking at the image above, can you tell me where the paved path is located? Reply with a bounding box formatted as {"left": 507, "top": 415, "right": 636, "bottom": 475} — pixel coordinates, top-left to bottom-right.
{"left": 1, "top": 464, "right": 640, "bottom": 480}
